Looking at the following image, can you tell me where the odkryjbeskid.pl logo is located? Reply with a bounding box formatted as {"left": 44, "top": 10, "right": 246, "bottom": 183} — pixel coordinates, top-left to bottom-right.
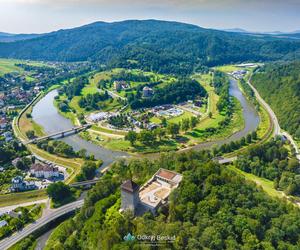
{"left": 123, "top": 233, "right": 136, "bottom": 241}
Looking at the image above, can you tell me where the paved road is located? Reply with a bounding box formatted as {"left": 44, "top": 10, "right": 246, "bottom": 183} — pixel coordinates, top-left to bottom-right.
{"left": 247, "top": 77, "right": 281, "bottom": 136}
{"left": 248, "top": 75, "right": 300, "bottom": 162}
{"left": 0, "top": 199, "right": 84, "bottom": 250}
{"left": 282, "top": 131, "right": 300, "bottom": 161}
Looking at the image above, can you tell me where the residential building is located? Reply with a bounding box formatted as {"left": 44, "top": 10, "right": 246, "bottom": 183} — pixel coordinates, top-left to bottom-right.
{"left": 30, "top": 163, "right": 59, "bottom": 179}
{"left": 114, "top": 80, "right": 129, "bottom": 91}
{"left": 9, "top": 211, "right": 22, "bottom": 219}
{"left": 0, "top": 220, "right": 8, "bottom": 228}
{"left": 10, "top": 176, "right": 36, "bottom": 192}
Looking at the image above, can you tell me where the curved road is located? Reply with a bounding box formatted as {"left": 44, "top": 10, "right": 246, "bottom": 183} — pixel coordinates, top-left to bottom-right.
{"left": 248, "top": 75, "right": 300, "bottom": 161}
{"left": 247, "top": 76, "right": 281, "bottom": 136}
{"left": 0, "top": 199, "right": 84, "bottom": 250}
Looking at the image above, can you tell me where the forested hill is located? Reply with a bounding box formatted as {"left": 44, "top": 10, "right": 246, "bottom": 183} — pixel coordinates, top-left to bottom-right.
{"left": 1, "top": 20, "right": 300, "bottom": 74}
{"left": 44, "top": 151, "right": 300, "bottom": 249}
{"left": 252, "top": 61, "right": 300, "bottom": 139}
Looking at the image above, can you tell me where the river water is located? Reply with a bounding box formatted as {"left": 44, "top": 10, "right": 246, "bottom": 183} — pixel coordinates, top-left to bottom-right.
{"left": 191, "top": 78, "right": 260, "bottom": 150}
{"left": 32, "top": 78, "right": 259, "bottom": 163}
{"left": 31, "top": 90, "right": 128, "bottom": 168}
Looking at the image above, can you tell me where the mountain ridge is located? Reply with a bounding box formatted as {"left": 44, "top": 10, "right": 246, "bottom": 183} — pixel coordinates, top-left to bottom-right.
{"left": 1, "top": 19, "right": 300, "bottom": 74}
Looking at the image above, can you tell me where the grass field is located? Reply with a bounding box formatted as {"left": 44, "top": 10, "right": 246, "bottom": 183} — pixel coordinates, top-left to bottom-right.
{"left": 167, "top": 110, "right": 195, "bottom": 124}
{"left": 214, "top": 65, "right": 241, "bottom": 73}
{"left": 0, "top": 58, "right": 24, "bottom": 75}
{"left": 0, "top": 189, "right": 47, "bottom": 207}
{"left": 0, "top": 58, "right": 48, "bottom": 76}
{"left": 227, "top": 165, "right": 288, "bottom": 200}
{"left": 91, "top": 124, "right": 127, "bottom": 136}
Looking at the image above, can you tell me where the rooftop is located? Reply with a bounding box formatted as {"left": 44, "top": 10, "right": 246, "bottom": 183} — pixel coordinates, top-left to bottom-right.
{"left": 121, "top": 180, "right": 139, "bottom": 193}
{"left": 139, "top": 168, "right": 182, "bottom": 209}
{"left": 31, "top": 163, "right": 58, "bottom": 172}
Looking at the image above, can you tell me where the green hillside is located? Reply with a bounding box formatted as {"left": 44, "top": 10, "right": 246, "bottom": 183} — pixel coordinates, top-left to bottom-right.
{"left": 1, "top": 20, "right": 300, "bottom": 74}
{"left": 45, "top": 151, "right": 300, "bottom": 249}
{"left": 252, "top": 61, "right": 300, "bottom": 139}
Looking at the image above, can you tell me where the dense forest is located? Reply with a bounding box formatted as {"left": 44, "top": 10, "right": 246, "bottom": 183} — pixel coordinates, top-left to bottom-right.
{"left": 44, "top": 151, "right": 300, "bottom": 250}
{"left": 129, "top": 78, "right": 207, "bottom": 109}
{"left": 236, "top": 138, "right": 300, "bottom": 196}
{"left": 252, "top": 62, "right": 300, "bottom": 139}
{"left": 1, "top": 20, "right": 300, "bottom": 74}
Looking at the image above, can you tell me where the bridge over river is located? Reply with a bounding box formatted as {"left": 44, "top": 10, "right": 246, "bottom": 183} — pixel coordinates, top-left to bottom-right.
{"left": 24, "top": 124, "right": 92, "bottom": 145}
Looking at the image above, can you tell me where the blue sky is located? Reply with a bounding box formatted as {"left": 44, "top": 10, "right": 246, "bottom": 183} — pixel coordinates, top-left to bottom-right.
{"left": 0, "top": 0, "right": 299, "bottom": 33}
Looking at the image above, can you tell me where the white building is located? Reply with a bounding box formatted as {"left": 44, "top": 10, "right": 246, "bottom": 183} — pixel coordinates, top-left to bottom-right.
{"left": 0, "top": 220, "right": 8, "bottom": 228}
{"left": 30, "top": 163, "right": 59, "bottom": 179}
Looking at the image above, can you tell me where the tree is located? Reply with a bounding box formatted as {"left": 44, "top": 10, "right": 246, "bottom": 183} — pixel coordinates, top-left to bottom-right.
{"left": 167, "top": 123, "right": 180, "bottom": 138}
{"left": 246, "top": 134, "right": 252, "bottom": 144}
{"left": 251, "top": 131, "right": 257, "bottom": 140}
{"left": 125, "top": 131, "right": 138, "bottom": 146}
{"left": 154, "top": 128, "right": 166, "bottom": 141}
{"left": 47, "top": 182, "right": 72, "bottom": 203}
{"left": 161, "top": 117, "right": 167, "bottom": 127}
{"left": 139, "top": 130, "right": 155, "bottom": 146}
{"left": 190, "top": 117, "right": 199, "bottom": 129}
{"left": 77, "top": 161, "right": 97, "bottom": 181}
{"left": 181, "top": 118, "right": 190, "bottom": 132}
{"left": 78, "top": 149, "right": 87, "bottom": 159}
{"left": 25, "top": 130, "right": 35, "bottom": 139}
{"left": 240, "top": 137, "right": 246, "bottom": 146}
{"left": 208, "top": 112, "right": 212, "bottom": 118}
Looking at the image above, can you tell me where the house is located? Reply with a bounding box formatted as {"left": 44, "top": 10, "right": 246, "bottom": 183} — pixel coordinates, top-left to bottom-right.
{"left": 143, "top": 86, "right": 154, "bottom": 98}
{"left": 12, "top": 157, "right": 22, "bottom": 167}
{"left": 30, "top": 163, "right": 59, "bottom": 179}
{"left": 9, "top": 210, "right": 22, "bottom": 219}
{"left": 0, "top": 220, "right": 8, "bottom": 228}
{"left": 10, "top": 176, "right": 36, "bottom": 192}
{"left": 114, "top": 81, "right": 129, "bottom": 91}
{"left": 120, "top": 169, "right": 182, "bottom": 216}
{"left": 2, "top": 131, "right": 13, "bottom": 142}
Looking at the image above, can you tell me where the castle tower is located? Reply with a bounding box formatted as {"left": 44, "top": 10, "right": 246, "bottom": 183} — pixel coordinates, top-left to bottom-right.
{"left": 120, "top": 180, "right": 140, "bottom": 214}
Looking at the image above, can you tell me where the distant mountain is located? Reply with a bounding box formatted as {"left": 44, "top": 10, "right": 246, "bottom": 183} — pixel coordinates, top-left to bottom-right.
{"left": 0, "top": 20, "right": 300, "bottom": 74}
{"left": 0, "top": 32, "right": 42, "bottom": 42}
{"left": 223, "top": 28, "right": 249, "bottom": 33}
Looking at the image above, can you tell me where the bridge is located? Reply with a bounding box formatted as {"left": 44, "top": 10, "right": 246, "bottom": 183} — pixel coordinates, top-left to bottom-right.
{"left": 24, "top": 124, "right": 92, "bottom": 144}
{"left": 0, "top": 199, "right": 84, "bottom": 250}
{"left": 69, "top": 178, "right": 100, "bottom": 187}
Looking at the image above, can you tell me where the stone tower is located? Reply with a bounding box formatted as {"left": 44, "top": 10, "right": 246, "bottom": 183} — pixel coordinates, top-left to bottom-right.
{"left": 120, "top": 180, "right": 140, "bottom": 214}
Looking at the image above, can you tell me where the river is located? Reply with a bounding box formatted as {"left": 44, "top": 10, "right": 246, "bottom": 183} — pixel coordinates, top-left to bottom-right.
{"left": 32, "top": 78, "right": 260, "bottom": 162}
{"left": 191, "top": 78, "right": 260, "bottom": 150}
{"left": 31, "top": 90, "right": 128, "bottom": 168}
